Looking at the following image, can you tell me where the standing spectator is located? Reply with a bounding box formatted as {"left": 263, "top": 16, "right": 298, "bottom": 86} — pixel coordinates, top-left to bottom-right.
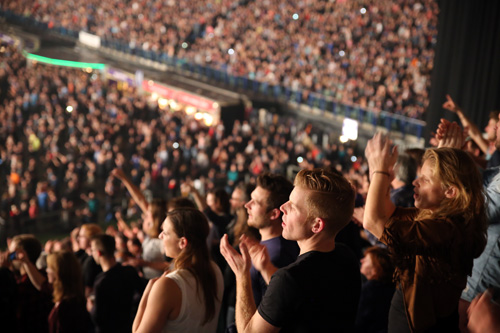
{"left": 454, "top": 113, "right": 500, "bottom": 332}
{"left": 46, "top": 251, "right": 90, "bottom": 333}
{"left": 364, "top": 133, "right": 487, "bottom": 332}
{"left": 442, "top": 95, "right": 500, "bottom": 168}
{"left": 112, "top": 168, "right": 169, "bottom": 278}
{"left": 243, "top": 173, "right": 298, "bottom": 307}
{"left": 220, "top": 168, "right": 361, "bottom": 332}
{"left": 1, "top": 234, "right": 52, "bottom": 333}
{"left": 132, "top": 208, "right": 224, "bottom": 332}
{"left": 390, "top": 154, "right": 417, "bottom": 208}
{"left": 88, "top": 234, "right": 144, "bottom": 333}
{"left": 185, "top": 184, "right": 233, "bottom": 269}
{"left": 78, "top": 223, "right": 103, "bottom": 296}
{"left": 355, "top": 246, "right": 395, "bottom": 333}
{"left": 227, "top": 183, "right": 259, "bottom": 247}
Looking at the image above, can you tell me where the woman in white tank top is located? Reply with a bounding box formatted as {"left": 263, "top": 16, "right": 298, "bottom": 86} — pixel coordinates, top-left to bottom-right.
{"left": 133, "top": 208, "right": 223, "bottom": 333}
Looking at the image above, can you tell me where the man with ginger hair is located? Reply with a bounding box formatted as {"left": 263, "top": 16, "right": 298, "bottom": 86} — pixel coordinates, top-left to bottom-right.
{"left": 220, "top": 168, "right": 361, "bottom": 332}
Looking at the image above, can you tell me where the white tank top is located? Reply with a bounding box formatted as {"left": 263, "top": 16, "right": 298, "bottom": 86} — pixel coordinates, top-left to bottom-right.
{"left": 163, "top": 262, "right": 223, "bottom": 333}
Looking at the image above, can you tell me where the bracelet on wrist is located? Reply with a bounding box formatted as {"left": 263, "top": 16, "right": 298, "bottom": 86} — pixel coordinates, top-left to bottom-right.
{"left": 371, "top": 171, "right": 390, "bottom": 177}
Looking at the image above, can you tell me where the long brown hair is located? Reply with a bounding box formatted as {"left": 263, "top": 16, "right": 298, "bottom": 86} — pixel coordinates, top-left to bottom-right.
{"left": 46, "top": 251, "right": 85, "bottom": 304}
{"left": 167, "top": 208, "right": 218, "bottom": 324}
{"left": 417, "top": 148, "right": 487, "bottom": 258}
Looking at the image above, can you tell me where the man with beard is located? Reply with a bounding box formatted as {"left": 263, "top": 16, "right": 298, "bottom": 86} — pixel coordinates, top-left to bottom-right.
{"left": 243, "top": 173, "right": 299, "bottom": 306}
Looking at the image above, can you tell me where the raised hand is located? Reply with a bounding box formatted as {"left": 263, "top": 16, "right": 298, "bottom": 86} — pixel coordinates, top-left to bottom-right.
{"left": 111, "top": 168, "right": 127, "bottom": 180}
{"left": 365, "top": 132, "right": 398, "bottom": 177}
{"left": 442, "top": 94, "right": 460, "bottom": 113}
{"left": 240, "top": 235, "right": 270, "bottom": 273}
{"left": 438, "top": 121, "right": 466, "bottom": 149}
{"left": 467, "top": 289, "right": 500, "bottom": 333}
{"left": 220, "top": 234, "right": 251, "bottom": 279}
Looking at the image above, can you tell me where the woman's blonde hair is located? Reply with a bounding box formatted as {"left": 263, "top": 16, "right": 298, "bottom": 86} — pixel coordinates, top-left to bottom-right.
{"left": 46, "top": 251, "right": 85, "bottom": 303}
{"left": 418, "top": 148, "right": 487, "bottom": 257}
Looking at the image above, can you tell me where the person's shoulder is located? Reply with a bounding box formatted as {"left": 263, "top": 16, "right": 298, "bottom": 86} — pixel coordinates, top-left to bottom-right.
{"left": 289, "top": 245, "right": 359, "bottom": 272}
{"left": 113, "top": 263, "right": 141, "bottom": 279}
{"left": 333, "top": 242, "right": 358, "bottom": 260}
{"left": 391, "top": 207, "right": 419, "bottom": 220}
{"left": 318, "top": 244, "right": 359, "bottom": 267}
{"left": 155, "top": 274, "right": 178, "bottom": 287}
{"left": 268, "top": 263, "right": 296, "bottom": 285}
{"left": 152, "top": 275, "right": 183, "bottom": 300}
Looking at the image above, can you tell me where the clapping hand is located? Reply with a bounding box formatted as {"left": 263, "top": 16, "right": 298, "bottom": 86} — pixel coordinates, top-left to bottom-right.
{"left": 220, "top": 234, "right": 252, "bottom": 279}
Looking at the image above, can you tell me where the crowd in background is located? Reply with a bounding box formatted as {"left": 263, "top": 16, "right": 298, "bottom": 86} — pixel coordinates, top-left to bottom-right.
{"left": 2, "top": 0, "right": 438, "bottom": 119}
{"left": 1, "top": 32, "right": 499, "bottom": 331}
{"left": 0, "top": 44, "right": 363, "bottom": 242}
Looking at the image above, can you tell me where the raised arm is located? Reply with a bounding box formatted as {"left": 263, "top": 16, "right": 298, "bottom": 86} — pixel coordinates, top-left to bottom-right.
{"left": 112, "top": 168, "right": 149, "bottom": 213}
{"left": 182, "top": 182, "right": 207, "bottom": 211}
{"left": 363, "top": 133, "right": 398, "bottom": 239}
{"left": 16, "top": 249, "right": 47, "bottom": 291}
{"left": 443, "top": 94, "right": 489, "bottom": 153}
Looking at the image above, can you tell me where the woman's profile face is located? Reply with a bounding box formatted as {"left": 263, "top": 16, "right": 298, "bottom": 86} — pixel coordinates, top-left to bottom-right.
{"left": 159, "top": 217, "right": 182, "bottom": 259}
{"left": 412, "top": 160, "right": 446, "bottom": 212}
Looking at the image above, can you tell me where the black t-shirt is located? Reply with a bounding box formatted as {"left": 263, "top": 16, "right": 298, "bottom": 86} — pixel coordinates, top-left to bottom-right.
{"left": 355, "top": 279, "right": 395, "bottom": 333}
{"left": 251, "top": 236, "right": 299, "bottom": 306}
{"left": 258, "top": 243, "right": 361, "bottom": 332}
{"left": 91, "top": 263, "right": 145, "bottom": 333}
{"left": 82, "top": 255, "right": 102, "bottom": 289}
{"left": 203, "top": 207, "right": 233, "bottom": 238}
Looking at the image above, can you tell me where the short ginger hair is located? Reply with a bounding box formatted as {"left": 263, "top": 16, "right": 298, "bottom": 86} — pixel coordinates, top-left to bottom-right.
{"left": 294, "top": 168, "right": 355, "bottom": 236}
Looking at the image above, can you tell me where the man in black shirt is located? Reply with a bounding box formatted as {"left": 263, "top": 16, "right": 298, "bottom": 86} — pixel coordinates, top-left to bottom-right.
{"left": 221, "top": 168, "right": 361, "bottom": 332}
{"left": 88, "top": 234, "right": 144, "bottom": 333}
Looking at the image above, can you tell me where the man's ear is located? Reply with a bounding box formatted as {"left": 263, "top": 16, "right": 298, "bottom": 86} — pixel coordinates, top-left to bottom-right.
{"left": 179, "top": 237, "right": 188, "bottom": 250}
{"left": 311, "top": 218, "right": 326, "bottom": 234}
{"left": 268, "top": 208, "right": 281, "bottom": 221}
{"left": 445, "top": 186, "right": 457, "bottom": 199}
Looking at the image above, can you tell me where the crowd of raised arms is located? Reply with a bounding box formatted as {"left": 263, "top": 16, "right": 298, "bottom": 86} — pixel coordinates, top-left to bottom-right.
{"left": 1, "top": 40, "right": 499, "bottom": 333}
{"left": 3, "top": 0, "right": 439, "bottom": 119}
